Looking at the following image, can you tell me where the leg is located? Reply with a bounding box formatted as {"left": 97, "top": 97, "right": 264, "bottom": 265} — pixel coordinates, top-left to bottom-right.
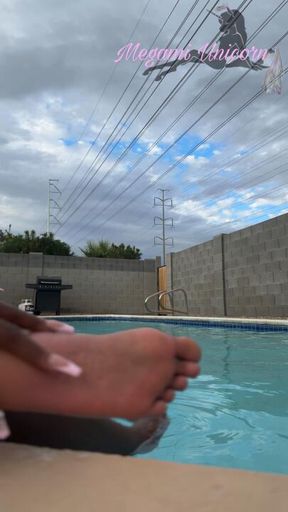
{"left": 5, "top": 411, "right": 169, "bottom": 456}
{"left": 154, "top": 50, "right": 201, "bottom": 81}
{"left": 226, "top": 57, "right": 268, "bottom": 70}
{"left": 143, "top": 59, "right": 183, "bottom": 78}
{"left": 143, "top": 50, "right": 201, "bottom": 81}
{"left": 0, "top": 328, "right": 201, "bottom": 420}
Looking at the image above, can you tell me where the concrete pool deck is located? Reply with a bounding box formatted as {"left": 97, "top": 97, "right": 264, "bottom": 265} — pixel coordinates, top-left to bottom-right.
{"left": 0, "top": 443, "right": 287, "bottom": 512}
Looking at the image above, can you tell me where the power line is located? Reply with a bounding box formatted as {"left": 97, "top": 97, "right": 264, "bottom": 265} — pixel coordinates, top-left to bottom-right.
{"left": 59, "top": 0, "right": 186, "bottom": 211}
{"left": 176, "top": 162, "right": 288, "bottom": 235}
{"left": 80, "top": 0, "right": 283, "bottom": 216}
{"left": 181, "top": 123, "right": 288, "bottom": 195}
{"left": 178, "top": 186, "right": 288, "bottom": 240}
{"left": 72, "top": 63, "right": 288, "bottom": 244}
{"left": 58, "top": 0, "right": 214, "bottom": 225}
{"left": 124, "top": 133, "right": 288, "bottom": 249}
{"left": 59, "top": 0, "right": 210, "bottom": 219}
{"left": 68, "top": 26, "right": 282, "bottom": 242}
{"left": 72, "top": 17, "right": 288, "bottom": 243}
{"left": 61, "top": 0, "right": 154, "bottom": 194}
{"left": 58, "top": 0, "right": 250, "bottom": 232}
{"left": 96, "top": 149, "right": 288, "bottom": 252}
{"left": 62, "top": 0, "right": 282, "bottom": 238}
{"left": 62, "top": 4, "right": 287, "bottom": 246}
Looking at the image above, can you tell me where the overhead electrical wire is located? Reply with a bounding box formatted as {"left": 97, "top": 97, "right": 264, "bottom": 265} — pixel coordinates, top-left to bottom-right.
{"left": 58, "top": 0, "right": 252, "bottom": 231}
{"left": 72, "top": 62, "right": 288, "bottom": 245}
{"left": 58, "top": 0, "right": 216, "bottom": 222}
{"left": 180, "top": 123, "right": 288, "bottom": 195}
{"left": 70, "top": 0, "right": 284, "bottom": 226}
{"left": 60, "top": 0, "right": 193, "bottom": 207}
{"left": 62, "top": 0, "right": 154, "bottom": 192}
{"left": 62, "top": 0, "right": 285, "bottom": 237}
{"left": 95, "top": 149, "right": 288, "bottom": 248}
{"left": 66, "top": 16, "right": 288, "bottom": 243}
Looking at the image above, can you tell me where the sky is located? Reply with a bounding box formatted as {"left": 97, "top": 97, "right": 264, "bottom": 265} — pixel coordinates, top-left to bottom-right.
{"left": 0, "top": 0, "right": 288, "bottom": 259}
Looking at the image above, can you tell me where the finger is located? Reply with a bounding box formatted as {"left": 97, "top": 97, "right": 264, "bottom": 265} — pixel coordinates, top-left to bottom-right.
{"left": 0, "top": 412, "right": 10, "bottom": 440}
{"left": 42, "top": 319, "right": 75, "bottom": 333}
{"left": 0, "top": 319, "right": 82, "bottom": 377}
{"left": 0, "top": 301, "right": 74, "bottom": 333}
{"left": 175, "top": 337, "right": 202, "bottom": 363}
{"left": 176, "top": 361, "right": 201, "bottom": 378}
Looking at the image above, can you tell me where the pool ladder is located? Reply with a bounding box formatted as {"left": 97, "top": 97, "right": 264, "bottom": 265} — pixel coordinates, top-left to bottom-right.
{"left": 145, "top": 288, "right": 189, "bottom": 316}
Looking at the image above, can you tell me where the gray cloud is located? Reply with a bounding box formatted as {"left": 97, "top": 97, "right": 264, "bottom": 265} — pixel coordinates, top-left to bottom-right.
{"left": 0, "top": 0, "right": 288, "bottom": 258}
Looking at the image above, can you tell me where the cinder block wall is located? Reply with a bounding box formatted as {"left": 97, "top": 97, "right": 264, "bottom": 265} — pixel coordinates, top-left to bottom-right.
{"left": 167, "top": 213, "right": 288, "bottom": 318}
{"left": 167, "top": 236, "right": 225, "bottom": 317}
{"left": 224, "top": 214, "right": 288, "bottom": 318}
{"left": 0, "top": 254, "right": 159, "bottom": 315}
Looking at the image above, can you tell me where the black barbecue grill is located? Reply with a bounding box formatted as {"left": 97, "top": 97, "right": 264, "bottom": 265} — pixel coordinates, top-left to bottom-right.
{"left": 26, "top": 277, "right": 73, "bottom": 315}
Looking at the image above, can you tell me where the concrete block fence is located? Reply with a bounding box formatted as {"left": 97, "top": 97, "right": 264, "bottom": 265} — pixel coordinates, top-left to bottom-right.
{"left": 167, "top": 213, "right": 288, "bottom": 318}
{"left": 0, "top": 253, "right": 160, "bottom": 315}
{"left": 1, "top": 213, "right": 288, "bottom": 318}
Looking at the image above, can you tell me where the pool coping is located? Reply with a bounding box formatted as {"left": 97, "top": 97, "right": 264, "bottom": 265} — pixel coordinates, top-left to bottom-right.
{"left": 49, "top": 314, "right": 288, "bottom": 332}
{"left": 1, "top": 443, "right": 287, "bottom": 512}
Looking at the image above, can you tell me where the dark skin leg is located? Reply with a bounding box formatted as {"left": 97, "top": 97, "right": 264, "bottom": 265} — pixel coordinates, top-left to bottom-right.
{"left": 143, "top": 50, "right": 200, "bottom": 81}
{"left": 5, "top": 411, "right": 168, "bottom": 456}
{"left": 142, "top": 50, "right": 269, "bottom": 81}
{"left": 226, "top": 58, "right": 268, "bottom": 70}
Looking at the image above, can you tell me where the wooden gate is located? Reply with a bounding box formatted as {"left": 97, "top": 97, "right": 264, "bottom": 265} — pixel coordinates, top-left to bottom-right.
{"left": 157, "top": 265, "right": 168, "bottom": 312}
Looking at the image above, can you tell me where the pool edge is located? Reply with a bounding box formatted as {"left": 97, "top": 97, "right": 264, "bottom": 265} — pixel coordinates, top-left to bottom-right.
{"left": 46, "top": 314, "right": 288, "bottom": 332}
{"left": 1, "top": 443, "right": 287, "bottom": 512}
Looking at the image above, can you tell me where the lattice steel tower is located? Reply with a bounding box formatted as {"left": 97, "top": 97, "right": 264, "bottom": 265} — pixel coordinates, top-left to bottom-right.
{"left": 154, "top": 189, "right": 174, "bottom": 266}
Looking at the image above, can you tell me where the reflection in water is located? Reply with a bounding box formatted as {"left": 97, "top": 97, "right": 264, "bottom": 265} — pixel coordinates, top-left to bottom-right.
{"left": 72, "top": 320, "right": 288, "bottom": 475}
{"left": 222, "top": 338, "right": 232, "bottom": 383}
{"left": 142, "top": 325, "right": 288, "bottom": 475}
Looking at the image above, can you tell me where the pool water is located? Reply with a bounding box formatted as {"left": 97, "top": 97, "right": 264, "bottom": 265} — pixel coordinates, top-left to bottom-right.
{"left": 70, "top": 319, "right": 288, "bottom": 475}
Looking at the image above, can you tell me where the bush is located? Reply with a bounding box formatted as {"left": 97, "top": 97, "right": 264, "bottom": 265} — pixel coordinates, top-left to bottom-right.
{"left": 0, "top": 230, "right": 73, "bottom": 256}
{"left": 80, "top": 240, "right": 142, "bottom": 259}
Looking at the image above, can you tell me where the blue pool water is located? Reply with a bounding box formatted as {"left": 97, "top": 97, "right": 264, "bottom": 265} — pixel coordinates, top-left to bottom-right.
{"left": 68, "top": 319, "right": 288, "bottom": 475}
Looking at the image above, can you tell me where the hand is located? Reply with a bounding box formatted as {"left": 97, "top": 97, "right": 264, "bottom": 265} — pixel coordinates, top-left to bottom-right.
{"left": 0, "top": 301, "right": 82, "bottom": 377}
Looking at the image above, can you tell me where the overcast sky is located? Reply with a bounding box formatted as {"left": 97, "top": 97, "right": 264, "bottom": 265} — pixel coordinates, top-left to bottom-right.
{"left": 0, "top": 0, "right": 288, "bottom": 259}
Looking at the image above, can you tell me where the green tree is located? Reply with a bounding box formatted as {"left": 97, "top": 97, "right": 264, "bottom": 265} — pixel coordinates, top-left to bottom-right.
{"left": 0, "top": 230, "right": 73, "bottom": 256}
{"left": 80, "top": 240, "right": 142, "bottom": 259}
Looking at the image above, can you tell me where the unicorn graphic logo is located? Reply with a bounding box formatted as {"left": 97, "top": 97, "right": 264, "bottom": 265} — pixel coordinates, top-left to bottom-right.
{"left": 143, "top": 5, "right": 282, "bottom": 94}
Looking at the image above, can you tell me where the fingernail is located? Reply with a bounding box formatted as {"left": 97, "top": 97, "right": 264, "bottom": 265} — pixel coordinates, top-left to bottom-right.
{"left": 0, "top": 416, "right": 11, "bottom": 440}
{"left": 57, "top": 323, "right": 75, "bottom": 333}
{"left": 48, "top": 354, "right": 82, "bottom": 377}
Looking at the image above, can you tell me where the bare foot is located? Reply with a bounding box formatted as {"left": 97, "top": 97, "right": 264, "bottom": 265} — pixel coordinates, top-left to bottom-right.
{"left": 1, "top": 328, "right": 201, "bottom": 420}
{"left": 32, "top": 328, "right": 201, "bottom": 419}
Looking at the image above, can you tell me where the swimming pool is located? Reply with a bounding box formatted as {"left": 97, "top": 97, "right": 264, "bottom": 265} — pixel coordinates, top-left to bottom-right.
{"left": 64, "top": 317, "right": 288, "bottom": 475}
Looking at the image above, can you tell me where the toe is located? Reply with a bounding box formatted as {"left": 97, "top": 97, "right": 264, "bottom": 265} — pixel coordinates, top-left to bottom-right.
{"left": 176, "top": 338, "right": 201, "bottom": 362}
{"left": 171, "top": 376, "right": 188, "bottom": 391}
{"left": 176, "top": 361, "right": 200, "bottom": 378}
{"left": 148, "top": 400, "right": 168, "bottom": 416}
{"left": 161, "top": 389, "right": 175, "bottom": 403}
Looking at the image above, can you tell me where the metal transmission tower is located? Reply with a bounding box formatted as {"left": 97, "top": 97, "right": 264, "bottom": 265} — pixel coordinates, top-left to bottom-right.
{"left": 154, "top": 189, "right": 174, "bottom": 266}
{"left": 47, "top": 179, "right": 62, "bottom": 235}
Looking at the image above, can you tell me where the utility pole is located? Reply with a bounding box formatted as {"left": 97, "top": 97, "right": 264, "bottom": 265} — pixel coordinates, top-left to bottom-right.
{"left": 154, "top": 189, "right": 174, "bottom": 266}
{"left": 47, "top": 179, "right": 62, "bottom": 235}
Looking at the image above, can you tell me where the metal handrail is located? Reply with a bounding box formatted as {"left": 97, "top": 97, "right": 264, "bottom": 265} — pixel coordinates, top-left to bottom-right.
{"left": 145, "top": 288, "right": 189, "bottom": 316}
